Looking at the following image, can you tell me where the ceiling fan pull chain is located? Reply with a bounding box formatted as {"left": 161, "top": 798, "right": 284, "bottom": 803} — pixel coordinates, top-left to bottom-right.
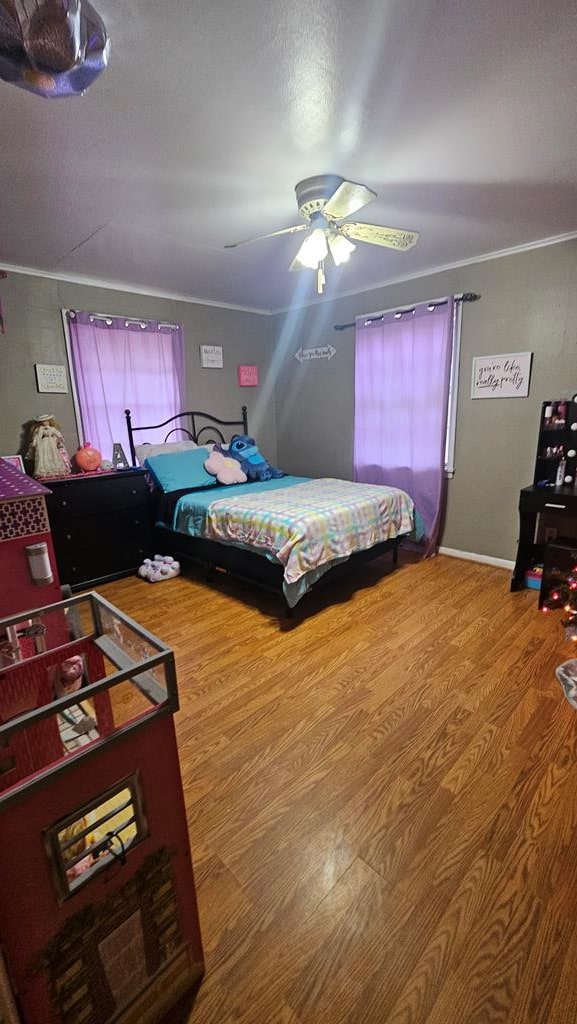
{"left": 317, "top": 263, "right": 326, "bottom": 295}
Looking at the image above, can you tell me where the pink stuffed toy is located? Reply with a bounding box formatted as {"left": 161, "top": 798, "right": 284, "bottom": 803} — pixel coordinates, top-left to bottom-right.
{"left": 204, "top": 450, "right": 247, "bottom": 485}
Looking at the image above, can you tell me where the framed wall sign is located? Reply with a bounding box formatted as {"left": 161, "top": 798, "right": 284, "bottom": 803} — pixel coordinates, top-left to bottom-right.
{"left": 35, "top": 363, "right": 69, "bottom": 394}
{"left": 199, "top": 344, "right": 223, "bottom": 369}
{"left": 471, "top": 352, "right": 532, "bottom": 399}
{"left": 237, "top": 364, "right": 259, "bottom": 387}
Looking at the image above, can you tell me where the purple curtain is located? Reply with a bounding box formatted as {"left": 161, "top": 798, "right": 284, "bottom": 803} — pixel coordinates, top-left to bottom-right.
{"left": 67, "top": 312, "right": 185, "bottom": 461}
{"left": 354, "top": 299, "right": 454, "bottom": 554}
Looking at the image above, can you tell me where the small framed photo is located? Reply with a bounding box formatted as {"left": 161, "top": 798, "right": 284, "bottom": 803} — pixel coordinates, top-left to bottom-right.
{"left": 0, "top": 454, "right": 24, "bottom": 472}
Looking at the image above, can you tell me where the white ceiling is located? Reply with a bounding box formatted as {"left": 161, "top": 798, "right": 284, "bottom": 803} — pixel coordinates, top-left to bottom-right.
{"left": 1, "top": 0, "right": 576, "bottom": 313}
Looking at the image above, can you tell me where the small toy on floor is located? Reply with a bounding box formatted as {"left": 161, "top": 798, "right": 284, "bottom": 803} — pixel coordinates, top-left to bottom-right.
{"left": 138, "top": 555, "right": 181, "bottom": 583}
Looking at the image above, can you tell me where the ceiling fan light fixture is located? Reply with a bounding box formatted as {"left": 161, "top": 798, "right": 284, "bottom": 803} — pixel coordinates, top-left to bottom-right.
{"left": 294, "top": 227, "right": 328, "bottom": 270}
{"left": 328, "top": 232, "right": 356, "bottom": 266}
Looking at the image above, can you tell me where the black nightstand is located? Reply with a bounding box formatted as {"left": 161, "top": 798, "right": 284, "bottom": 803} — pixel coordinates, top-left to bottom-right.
{"left": 45, "top": 470, "right": 152, "bottom": 590}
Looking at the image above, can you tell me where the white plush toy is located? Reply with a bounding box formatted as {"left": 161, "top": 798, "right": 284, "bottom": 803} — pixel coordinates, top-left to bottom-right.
{"left": 138, "top": 554, "right": 180, "bottom": 583}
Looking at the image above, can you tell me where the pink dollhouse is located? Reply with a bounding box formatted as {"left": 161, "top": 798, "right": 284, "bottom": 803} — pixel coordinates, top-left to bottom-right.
{"left": 0, "top": 592, "right": 204, "bottom": 1024}
{"left": 0, "top": 458, "right": 61, "bottom": 620}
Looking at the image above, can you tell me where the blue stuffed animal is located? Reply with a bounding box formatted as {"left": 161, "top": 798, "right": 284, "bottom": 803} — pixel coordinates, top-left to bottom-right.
{"left": 220, "top": 436, "right": 285, "bottom": 482}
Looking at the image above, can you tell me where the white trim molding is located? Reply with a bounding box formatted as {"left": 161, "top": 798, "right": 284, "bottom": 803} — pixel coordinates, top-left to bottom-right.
{"left": 271, "top": 229, "right": 577, "bottom": 314}
{"left": 1, "top": 229, "right": 577, "bottom": 318}
{"left": 438, "top": 546, "right": 515, "bottom": 572}
{"left": 0, "top": 261, "right": 270, "bottom": 317}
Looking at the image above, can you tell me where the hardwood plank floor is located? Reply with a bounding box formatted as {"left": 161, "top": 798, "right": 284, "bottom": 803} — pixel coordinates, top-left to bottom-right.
{"left": 96, "top": 554, "right": 575, "bottom": 1024}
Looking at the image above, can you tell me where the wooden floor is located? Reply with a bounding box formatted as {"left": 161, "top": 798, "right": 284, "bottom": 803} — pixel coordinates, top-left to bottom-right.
{"left": 98, "top": 554, "right": 577, "bottom": 1024}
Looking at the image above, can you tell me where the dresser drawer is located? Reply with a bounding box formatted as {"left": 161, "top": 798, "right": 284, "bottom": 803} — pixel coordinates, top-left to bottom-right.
{"left": 520, "top": 487, "right": 577, "bottom": 515}
{"left": 51, "top": 510, "right": 149, "bottom": 552}
{"left": 47, "top": 474, "right": 148, "bottom": 520}
{"left": 56, "top": 543, "right": 147, "bottom": 587}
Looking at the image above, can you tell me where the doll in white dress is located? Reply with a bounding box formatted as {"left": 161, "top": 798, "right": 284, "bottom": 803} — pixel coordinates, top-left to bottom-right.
{"left": 26, "top": 414, "right": 71, "bottom": 478}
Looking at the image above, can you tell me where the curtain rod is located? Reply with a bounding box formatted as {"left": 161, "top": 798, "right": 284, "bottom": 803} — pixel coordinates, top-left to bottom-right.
{"left": 65, "top": 308, "right": 179, "bottom": 330}
{"left": 333, "top": 292, "right": 481, "bottom": 331}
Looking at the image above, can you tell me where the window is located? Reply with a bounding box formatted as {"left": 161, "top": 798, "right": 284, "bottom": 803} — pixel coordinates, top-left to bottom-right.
{"left": 353, "top": 296, "right": 462, "bottom": 551}
{"left": 45, "top": 773, "right": 148, "bottom": 900}
{"left": 355, "top": 296, "right": 462, "bottom": 476}
{"left": 64, "top": 310, "right": 185, "bottom": 463}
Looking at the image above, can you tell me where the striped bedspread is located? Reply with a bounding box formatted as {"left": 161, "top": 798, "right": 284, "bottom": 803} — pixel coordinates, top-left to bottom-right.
{"left": 204, "top": 478, "right": 414, "bottom": 585}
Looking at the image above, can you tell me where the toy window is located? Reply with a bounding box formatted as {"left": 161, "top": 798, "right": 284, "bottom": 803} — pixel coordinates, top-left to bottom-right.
{"left": 45, "top": 773, "right": 148, "bottom": 900}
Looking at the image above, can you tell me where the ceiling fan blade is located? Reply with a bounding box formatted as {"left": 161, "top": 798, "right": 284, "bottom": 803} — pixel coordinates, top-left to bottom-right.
{"left": 323, "top": 180, "right": 376, "bottom": 221}
{"left": 224, "top": 224, "right": 308, "bottom": 249}
{"left": 340, "top": 223, "right": 419, "bottom": 250}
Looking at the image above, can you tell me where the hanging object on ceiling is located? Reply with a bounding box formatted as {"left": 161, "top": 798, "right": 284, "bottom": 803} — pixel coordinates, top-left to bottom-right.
{"left": 224, "top": 174, "right": 419, "bottom": 295}
{"left": 0, "top": 0, "right": 109, "bottom": 98}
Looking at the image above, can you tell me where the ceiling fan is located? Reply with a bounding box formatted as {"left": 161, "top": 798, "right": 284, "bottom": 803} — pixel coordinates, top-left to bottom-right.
{"left": 224, "top": 174, "right": 419, "bottom": 294}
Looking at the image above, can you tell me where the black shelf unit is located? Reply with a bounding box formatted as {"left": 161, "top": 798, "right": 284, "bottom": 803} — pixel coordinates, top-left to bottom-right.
{"left": 533, "top": 397, "right": 577, "bottom": 488}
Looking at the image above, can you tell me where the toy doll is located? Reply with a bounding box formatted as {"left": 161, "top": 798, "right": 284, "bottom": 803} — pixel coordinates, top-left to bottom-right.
{"left": 50, "top": 655, "right": 97, "bottom": 739}
{"left": 61, "top": 817, "right": 98, "bottom": 880}
{"left": 53, "top": 655, "right": 85, "bottom": 698}
{"left": 26, "top": 414, "right": 71, "bottom": 478}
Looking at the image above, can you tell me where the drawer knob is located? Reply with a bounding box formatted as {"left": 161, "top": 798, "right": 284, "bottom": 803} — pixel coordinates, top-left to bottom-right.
{"left": 131, "top": 488, "right": 137, "bottom": 495}
{"left": 545, "top": 502, "right": 567, "bottom": 509}
{"left": 61, "top": 500, "right": 68, "bottom": 507}
{"left": 66, "top": 533, "right": 72, "bottom": 541}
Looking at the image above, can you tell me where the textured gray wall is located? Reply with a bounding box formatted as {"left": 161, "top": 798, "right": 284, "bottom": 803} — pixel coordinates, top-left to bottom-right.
{"left": 273, "top": 240, "right": 577, "bottom": 561}
{"left": 2, "top": 243, "right": 576, "bottom": 564}
{"left": 0, "top": 273, "right": 277, "bottom": 462}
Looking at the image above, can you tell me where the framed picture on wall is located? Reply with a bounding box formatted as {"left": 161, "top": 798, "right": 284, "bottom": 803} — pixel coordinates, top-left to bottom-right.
{"left": 471, "top": 352, "right": 532, "bottom": 399}
{"left": 35, "top": 363, "right": 69, "bottom": 394}
{"left": 199, "top": 345, "right": 223, "bottom": 368}
{"left": 237, "top": 364, "right": 259, "bottom": 387}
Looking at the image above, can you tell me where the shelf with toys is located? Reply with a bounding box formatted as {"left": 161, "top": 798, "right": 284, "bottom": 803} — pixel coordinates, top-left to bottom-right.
{"left": 533, "top": 396, "right": 577, "bottom": 489}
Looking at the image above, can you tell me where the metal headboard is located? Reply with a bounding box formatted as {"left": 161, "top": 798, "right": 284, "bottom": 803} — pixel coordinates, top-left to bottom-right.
{"left": 125, "top": 406, "right": 249, "bottom": 466}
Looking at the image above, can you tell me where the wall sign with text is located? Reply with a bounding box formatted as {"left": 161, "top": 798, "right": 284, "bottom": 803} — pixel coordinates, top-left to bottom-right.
{"left": 294, "top": 344, "right": 336, "bottom": 363}
{"left": 471, "top": 352, "right": 532, "bottom": 399}
{"left": 199, "top": 344, "right": 223, "bottom": 368}
{"left": 237, "top": 364, "right": 259, "bottom": 387}
{"left": 35, "top": 363, "right": 69, "bottom": 394}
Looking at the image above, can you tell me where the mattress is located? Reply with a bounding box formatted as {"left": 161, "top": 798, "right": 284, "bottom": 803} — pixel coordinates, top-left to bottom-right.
{"left": 167, "top": 475, "right": 416, "bottom": 606}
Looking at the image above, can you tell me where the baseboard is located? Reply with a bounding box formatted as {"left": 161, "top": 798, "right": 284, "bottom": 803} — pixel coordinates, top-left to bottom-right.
{"left": 438, "top": 546, "right": 515, "bottom": 571}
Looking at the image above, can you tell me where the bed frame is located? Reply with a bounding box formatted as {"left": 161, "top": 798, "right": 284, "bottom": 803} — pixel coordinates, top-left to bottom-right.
{"left": 124, "top": 406, "right": 403, "bottom": 612}
{"left": 125, "top": 405, "right": 249, "bottom": 466}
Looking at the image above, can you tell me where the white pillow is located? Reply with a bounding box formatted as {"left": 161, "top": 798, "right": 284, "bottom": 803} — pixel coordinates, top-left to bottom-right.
{"left": 134, "top": 439, "right": 198, "bottom": 465}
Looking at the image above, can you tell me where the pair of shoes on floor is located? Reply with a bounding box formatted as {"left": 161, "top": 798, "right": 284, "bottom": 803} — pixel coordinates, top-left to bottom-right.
{"left": 138, "top": 555, "right": 180, "bottom": 582}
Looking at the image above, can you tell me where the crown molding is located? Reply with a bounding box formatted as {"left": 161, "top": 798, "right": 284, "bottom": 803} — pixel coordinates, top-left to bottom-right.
{"left": 2, "top": 228, "right": 576, "bottom": 319}
{"left": 270, "top": 229, "right": 577, "bottom": 315}
{"left": 0, "top": 261, "right": 272, "bottom": 316}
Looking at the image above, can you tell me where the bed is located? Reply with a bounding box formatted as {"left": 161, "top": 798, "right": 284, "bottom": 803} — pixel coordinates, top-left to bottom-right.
{"left": 125, "top": 406, "right": 419, "bottom": 610}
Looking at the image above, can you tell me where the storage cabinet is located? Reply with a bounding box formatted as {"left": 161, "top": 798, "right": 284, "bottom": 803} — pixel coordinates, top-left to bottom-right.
{"left": 45, "top": 471, "right": 151, "bottom": 589}
{"left": 511, "top": 486, "right": 577, "bottom": 594}
{"left": 512, "top": 395, "right": 577, "bottom": 594}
